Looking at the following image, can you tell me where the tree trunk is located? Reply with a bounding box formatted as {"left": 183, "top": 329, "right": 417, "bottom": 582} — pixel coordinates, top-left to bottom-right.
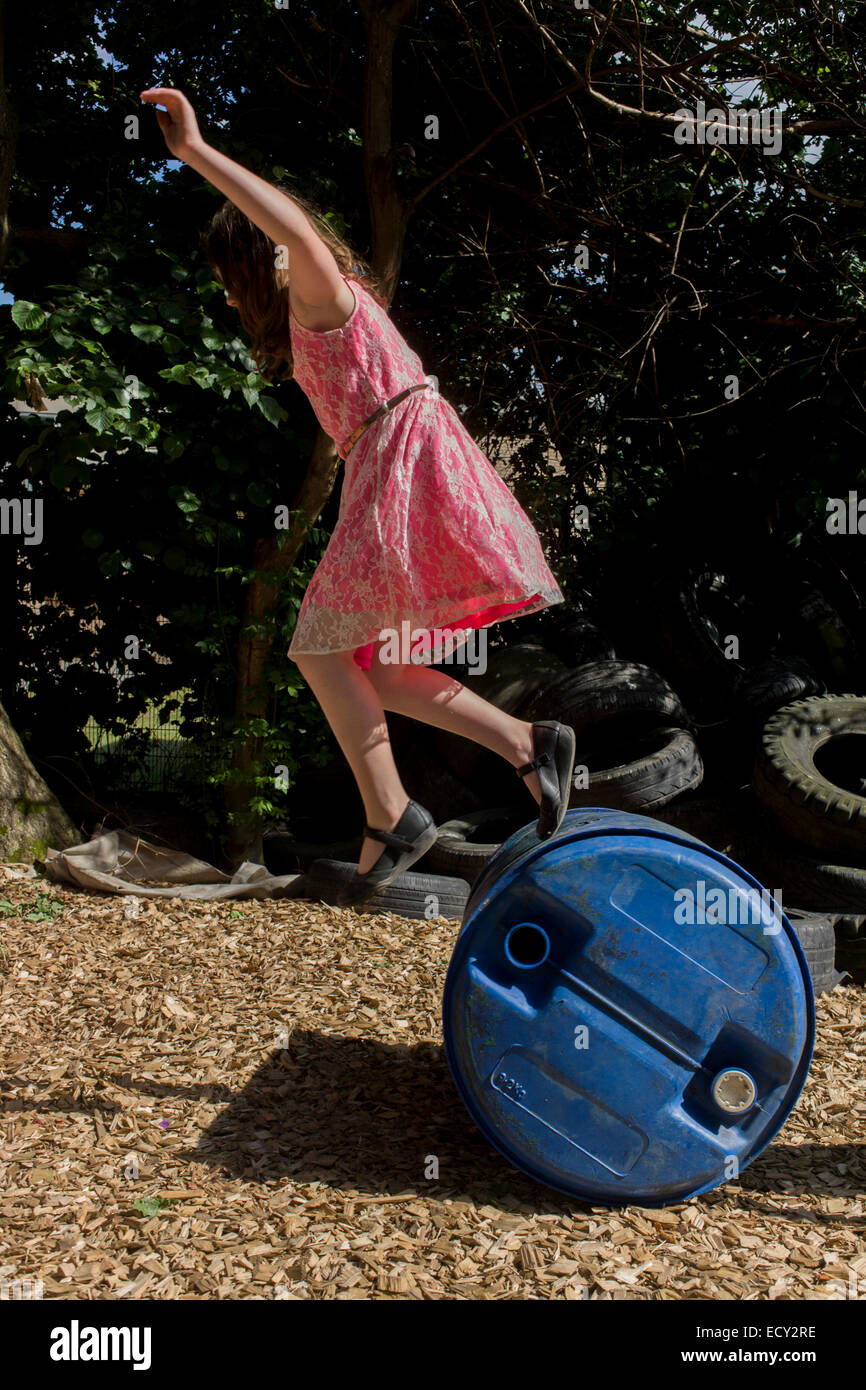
{"left": 223, "top": 0, "right": 416, "bottom": 867}
{"left": 360, "top": 0, "right": 416, "bottom": 303}
{"left": 224, "top": 428, "right": 341, "bottom": 865}
{"left": 0, "top": 700, "right": 80, "bottom": 862}
{"left": 0, "top": 0, "right": 19, "bottom": 273}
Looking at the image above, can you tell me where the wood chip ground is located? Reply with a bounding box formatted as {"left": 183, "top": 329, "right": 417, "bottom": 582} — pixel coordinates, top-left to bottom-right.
{"left": 1, "top": 875, "right": 863, "bottom": 1301}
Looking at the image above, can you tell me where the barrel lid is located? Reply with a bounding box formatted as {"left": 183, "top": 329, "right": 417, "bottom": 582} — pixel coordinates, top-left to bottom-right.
{"left": 442, "top": 808, "right": 814, "bottom": 1206}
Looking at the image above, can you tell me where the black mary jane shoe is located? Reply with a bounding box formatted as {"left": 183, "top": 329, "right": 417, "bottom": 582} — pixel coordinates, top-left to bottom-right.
{"left": 515, "top": 720, "right": 577, "bottom": 839}
{"left": 338, "top": 799, "right": 438, "bottom": 908}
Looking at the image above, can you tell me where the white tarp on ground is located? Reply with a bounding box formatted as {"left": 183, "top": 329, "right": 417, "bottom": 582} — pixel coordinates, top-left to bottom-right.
{"left": 34, "top": 830, "right": 305, "bottom": 900}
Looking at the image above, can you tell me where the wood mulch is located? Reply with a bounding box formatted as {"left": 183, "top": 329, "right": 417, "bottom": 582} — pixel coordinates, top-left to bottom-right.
{"left": 0, "top": 871, "right": 864, "bottom": 1301}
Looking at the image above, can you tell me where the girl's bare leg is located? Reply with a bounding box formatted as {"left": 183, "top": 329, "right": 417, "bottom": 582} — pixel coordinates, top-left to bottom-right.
{"left": 363, "top": 643, "right": 544, "bottom": 806}
{"left": 292, "top": 641, "right": 542, "bottom": 875}
{"left": 291, "top": 648, "right": 413, "bottom": 874}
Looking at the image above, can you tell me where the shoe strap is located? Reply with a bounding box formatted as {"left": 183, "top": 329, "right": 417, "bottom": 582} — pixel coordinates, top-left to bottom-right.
{"left": 516, "top": 750, "right": 552, "bottom": 779}
{"left": 363, "top": 824, "right": 419, "bottom": 852}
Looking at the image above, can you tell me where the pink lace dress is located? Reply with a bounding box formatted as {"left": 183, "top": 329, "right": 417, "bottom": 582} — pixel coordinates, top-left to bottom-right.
{"left": 286, "top": 275, "right": 564, "bottom": 669}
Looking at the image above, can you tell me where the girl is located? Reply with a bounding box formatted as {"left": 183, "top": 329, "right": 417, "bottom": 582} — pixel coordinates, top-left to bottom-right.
{"left": 142, "top": 87, "right": 576, "bottom": 906}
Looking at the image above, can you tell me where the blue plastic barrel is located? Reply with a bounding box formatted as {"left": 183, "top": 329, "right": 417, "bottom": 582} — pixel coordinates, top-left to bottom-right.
{"left": 442, "top": 807, "right": 815, "bottom": 1207}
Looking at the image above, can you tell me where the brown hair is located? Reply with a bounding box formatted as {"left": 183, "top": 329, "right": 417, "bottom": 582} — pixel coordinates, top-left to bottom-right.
{"left": 200, "top": 188, "right": 389, "bottom": 382}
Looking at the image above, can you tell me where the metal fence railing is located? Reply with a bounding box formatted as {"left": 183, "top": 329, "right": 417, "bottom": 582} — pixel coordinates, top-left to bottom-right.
{"left": 83, "top": 692, "right": 223, "bottom": 794}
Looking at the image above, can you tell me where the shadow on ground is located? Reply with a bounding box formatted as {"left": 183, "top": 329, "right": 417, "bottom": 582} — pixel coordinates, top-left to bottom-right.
{"left": 184, "top": 1030, "right": 552, "bottom": 1208}
{"left": 162, "top": 1030, "right": 866, "bottom": 1211}
{"left": 4, "top": 1032, "right": 862, "bottom": 1213}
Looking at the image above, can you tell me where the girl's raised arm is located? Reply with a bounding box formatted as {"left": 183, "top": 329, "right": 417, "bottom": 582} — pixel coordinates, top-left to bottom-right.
{"left": 140, "top": 87, "right": 344, "bottom": 306}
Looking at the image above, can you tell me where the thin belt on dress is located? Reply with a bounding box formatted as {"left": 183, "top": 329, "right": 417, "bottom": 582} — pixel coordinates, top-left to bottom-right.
{"left": 339, "top": 375, "right": 437, "bottom": 459}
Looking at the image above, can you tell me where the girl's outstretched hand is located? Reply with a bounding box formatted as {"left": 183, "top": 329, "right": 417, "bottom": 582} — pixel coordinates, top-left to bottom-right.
{"left": 140, "top": 88, "right": 204, "bottom": 161}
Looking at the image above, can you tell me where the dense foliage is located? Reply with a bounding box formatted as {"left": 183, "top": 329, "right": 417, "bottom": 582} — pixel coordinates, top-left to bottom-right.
{"left": 2, "top": 1, "right": 864, "bottom": 855}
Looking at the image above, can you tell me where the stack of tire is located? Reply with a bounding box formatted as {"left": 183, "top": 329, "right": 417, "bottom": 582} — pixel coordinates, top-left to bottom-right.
{"left": 426, "top": 656, "right": 704, "bottom": 884}
{"left": 521, "top": 660, "right": 703, "bottom": 813}
{"left": 654, "top": 568, "right": 826, "bottom": 721}
{"left": 614, "top": 556, "right": 863, "bottom": 991}
{"left": 745, "top": 693, "right": 866, "bottom": 986}
{"left": 645, "top": 560, "right": 862, "bottom": 793}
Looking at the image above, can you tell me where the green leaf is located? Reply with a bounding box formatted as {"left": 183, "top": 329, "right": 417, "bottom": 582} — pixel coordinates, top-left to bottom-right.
{"left": 246, "top": 482, "right": 271, "bottom": 507}
{"left": 97, "top": 550, "right": 121, "bottom": 576}
{"left": 158, "top": 364, "right": 188, "bottom": 383}
{"left": 15, "top": 443, "right": 41, "bottom": 469}
{"left": 256, "top": 395, "right": 287, "bottom": 426}
{"left": 130, "top": 323, "right": 164, "bottom": 343}
{"left": 11, "top": 301, "right": 46, "bottom": 331}
{"left": 85, "top": 406, "right": 114, "bottom": 432}
{"left": 90, "top": 314, "right": 112, "bottom": 335}
{"left": 164, "top": 436, "right": 186, "bottom": 460}
{"left": 133, "top": 1196, "right": 177, "bottom": 1217}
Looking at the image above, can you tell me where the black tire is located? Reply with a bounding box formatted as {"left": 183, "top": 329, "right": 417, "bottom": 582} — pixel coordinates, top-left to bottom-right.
{"left": 425, "top": 805, "right": 528, "bottom": 885}
{"left": 301, "top": 858, "right": 470, "bottom": 920}
{"left": 753, "top": 828, "right": 866, "bottom": 914}
{"left": 753, "top": 695, "right": 866, "bottom": 863}
{"left": 831, "top": 914, "right": 866, "bottom": 981}
{"left": 434, "top": 642, "right": 567, "bottom": 778}
{"left": 648, "top": 793, "right": 746, "bottom": 858}
{"left": 545, "top": 615, "right": 617, "bottom": 665}
{"left": 470, "top": 642, "right": 569, "bottom": 713}
{"left": 733, "top": 652, "right": 824, "bottom": 722}
{"left": 399, "top": 747, "right": 486, "bottom": 826}
{"left": 773, "top": 533, "right": 865, "bottom": 683}
{"left": 570, "top": 725, "right": 703, "bottom": 811}
{"left": 519, "top": 659, "right": 690, "bottom": 731}
{"left": 679, "top": 569, "right": 775, "bottom": 675}
{"left": 783, "top": 909, "right": 843, "bottom": 996}
{"left": 263, "top": 831, "right": 362, "bottom": 875}
{"left": 784, "top": 580, "right": 860, "bottom": 685}
{"left": 656, "top": 568, "right": 779, "bottom": 721}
